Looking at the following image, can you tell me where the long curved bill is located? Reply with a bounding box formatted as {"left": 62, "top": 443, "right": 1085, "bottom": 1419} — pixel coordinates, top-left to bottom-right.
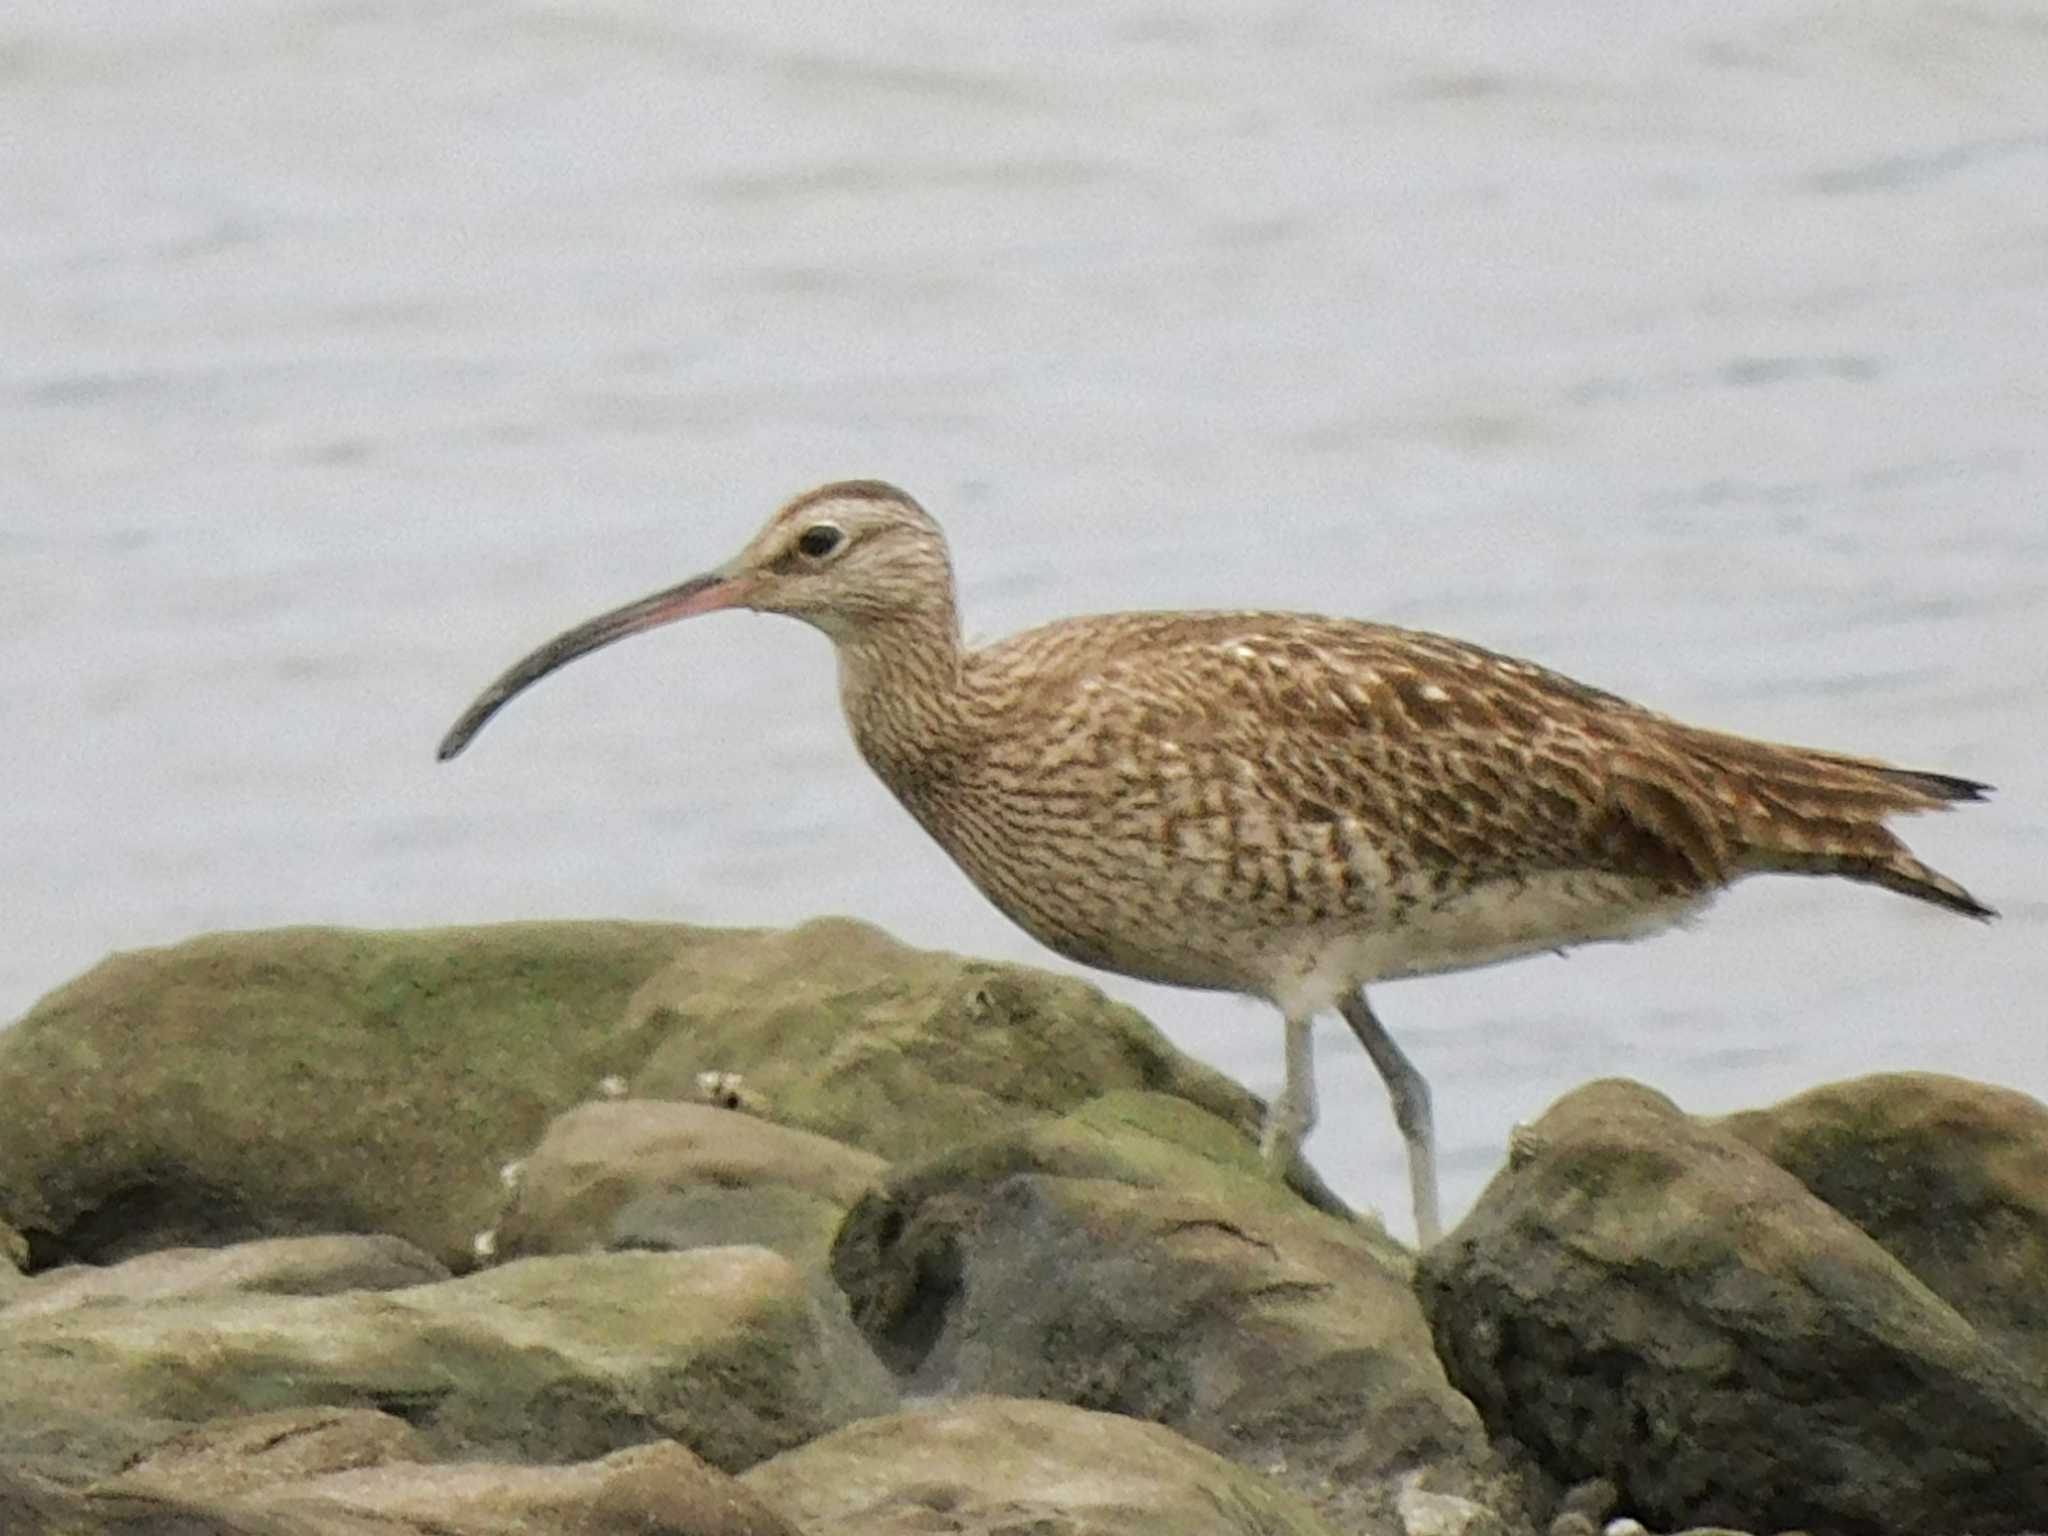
{"left": 436, "top": 568, "right": 749, "bottom": 761}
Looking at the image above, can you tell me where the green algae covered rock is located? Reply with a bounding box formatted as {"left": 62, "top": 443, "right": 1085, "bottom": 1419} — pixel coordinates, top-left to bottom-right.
{"left": 0, "top": 918, "right": 1306, "bottom": 1273}
{"left": 625, "top": 916, "right": 1273, "bottom": 1165}
{"left": 0, "top": 924, "right": 695, "bottom": 1270}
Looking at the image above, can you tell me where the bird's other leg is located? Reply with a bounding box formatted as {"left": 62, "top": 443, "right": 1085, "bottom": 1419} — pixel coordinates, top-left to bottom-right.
{"left": 1337, "top": 989, "right": 1441, "bottom": 1248}
{"left": 1259, "top": 1013, "right": 1318, "bottom": 1175}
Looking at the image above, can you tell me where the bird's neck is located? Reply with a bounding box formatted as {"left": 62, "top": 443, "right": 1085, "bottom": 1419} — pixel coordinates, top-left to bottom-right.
{"left": 834, "top": 605, "right": 970, "bottom": 799}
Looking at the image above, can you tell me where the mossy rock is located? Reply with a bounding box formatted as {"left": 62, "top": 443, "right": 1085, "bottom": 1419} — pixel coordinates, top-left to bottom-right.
{"left": 0, "top": 1248, "right": 891, "bottom": 1485}
{"left": 828, "top": 1091, "right": 1500, "bottom": 1528}
{"left": 627, "top": 916, "right": 1270, "bottom": 1164}
{"left": 1, "top": 918, "right": 1300, "bottom": 1273}
{"left": 1721, "top": 1071, "right": 2048, "bottom": 1386}
{"left": 1420, "top": 1078, "right": 2048, "bottom": 1534}
{"left": 0, "top": 924, "right": 695, "bottom": 1270}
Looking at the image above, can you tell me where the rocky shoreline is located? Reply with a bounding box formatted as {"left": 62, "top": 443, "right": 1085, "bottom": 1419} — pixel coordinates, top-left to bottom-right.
{"left": 1, "top": 917, "right": 2042, "bottom": 1535}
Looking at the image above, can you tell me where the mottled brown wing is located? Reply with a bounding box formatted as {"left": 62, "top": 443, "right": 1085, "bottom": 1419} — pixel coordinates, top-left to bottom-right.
{"left": 977, "top": 610, "right": 1723, "bottom": 896}
{"left": 994, "top": 609, "right": 1988, "bottom": 914}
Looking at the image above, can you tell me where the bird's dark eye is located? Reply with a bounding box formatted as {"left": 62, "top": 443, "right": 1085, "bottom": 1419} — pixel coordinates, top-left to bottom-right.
{"left": 796, "top": 523, "right": 844, "bottom": 560}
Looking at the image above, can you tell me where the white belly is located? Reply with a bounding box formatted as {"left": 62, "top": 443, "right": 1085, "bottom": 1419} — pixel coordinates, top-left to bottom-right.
{"left": 1267, "top": 871, "right": 1714, "bottom": 1021}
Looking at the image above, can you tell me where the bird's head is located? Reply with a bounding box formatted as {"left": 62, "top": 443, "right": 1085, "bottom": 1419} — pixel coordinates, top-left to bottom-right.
{"left": 717, "top": 480, "right": 954, "bottom": 640}
{"left": 436, "top": 479, "right": 954, "bottom": 760}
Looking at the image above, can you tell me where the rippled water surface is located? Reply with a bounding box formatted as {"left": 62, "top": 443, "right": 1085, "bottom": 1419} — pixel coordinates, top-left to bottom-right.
{"left": 8, "top": 1, "right": 2045, "bottom": 1239}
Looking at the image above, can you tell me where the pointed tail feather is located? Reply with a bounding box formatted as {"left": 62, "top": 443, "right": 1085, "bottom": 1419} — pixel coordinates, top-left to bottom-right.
{"left": 1864, "top": 763, "right": 1992, "bottom": 804}
{"left": 1745, "top": 846, "right": 1996, "bottom": 920}
{"left": 1677, "top": 732, "right": 1995, "bottom": 919}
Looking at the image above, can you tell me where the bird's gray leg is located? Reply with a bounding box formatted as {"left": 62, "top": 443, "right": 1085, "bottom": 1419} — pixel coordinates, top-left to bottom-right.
{"left": 1337, "top": 989, "right": 1441, "bottom": 1247}
{"left": 1260, "top": 1013, "right": 1318, "bottom": 1173}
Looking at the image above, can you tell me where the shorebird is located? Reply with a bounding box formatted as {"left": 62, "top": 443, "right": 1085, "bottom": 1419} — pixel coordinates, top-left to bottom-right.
{"left": 438, "top": 480, "right": 1993, "bottom": 1245}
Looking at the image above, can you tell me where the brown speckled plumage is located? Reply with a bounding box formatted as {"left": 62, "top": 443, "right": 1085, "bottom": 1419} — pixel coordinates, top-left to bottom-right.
{"left": 440, "top": 479, "right": 1993, "bottom": 1245}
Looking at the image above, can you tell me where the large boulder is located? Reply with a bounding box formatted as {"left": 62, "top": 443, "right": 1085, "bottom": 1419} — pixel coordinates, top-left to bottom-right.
{"left": 625, "top": 918, "right": 1275, "bottom": 1165}
{"left": 741, "top": 1394, "right": 1346, "bottom": 1536}
{"left": 0, "top": 1246, "right": 894, "bottom": 1485}
{"left": 1419, "top": 1078, "right": 2048, "bottom": 1535}
{"left": 2, "top": 1234, "right": 448, "bottom": 1319}
{"left": 0, "top": 923, "right": 695, "bottom": 1269}
{"left": 1721, "top": 1071, "right": 2048, "bottom": 1387}
{"left": 830, "top": 1090, "right": 1506, "bottom": 1531}
{"left": 0, "top": 919, "right": 1313, "bottom": 1272}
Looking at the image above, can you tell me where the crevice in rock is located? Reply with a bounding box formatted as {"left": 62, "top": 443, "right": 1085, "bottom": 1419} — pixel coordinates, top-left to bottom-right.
{"left": 873, "top": 1227, "right": 963, "bottom": 1376}
{"left": 29, "top": 1178, "right": 299, "bottom": 1268}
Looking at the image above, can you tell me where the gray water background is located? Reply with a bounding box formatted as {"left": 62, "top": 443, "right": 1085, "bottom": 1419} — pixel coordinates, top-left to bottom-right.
{"left": 7, "top": 1, "right": 2045, "bottom": 1241}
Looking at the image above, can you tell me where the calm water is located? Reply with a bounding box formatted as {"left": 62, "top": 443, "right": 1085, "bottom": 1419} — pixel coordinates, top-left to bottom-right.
{"left": 7, "top": 1, "right": 2045, "bottom": 1240}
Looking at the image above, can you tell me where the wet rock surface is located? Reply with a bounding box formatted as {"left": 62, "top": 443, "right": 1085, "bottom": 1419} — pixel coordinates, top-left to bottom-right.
{"left": 4, "top": 923, "right": 2044, "bottom": 1535}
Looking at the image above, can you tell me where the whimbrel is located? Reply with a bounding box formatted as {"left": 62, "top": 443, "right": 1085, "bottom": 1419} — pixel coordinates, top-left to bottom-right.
{"left": 438, "top": 480, "right": 1993, "bottom": 1245}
